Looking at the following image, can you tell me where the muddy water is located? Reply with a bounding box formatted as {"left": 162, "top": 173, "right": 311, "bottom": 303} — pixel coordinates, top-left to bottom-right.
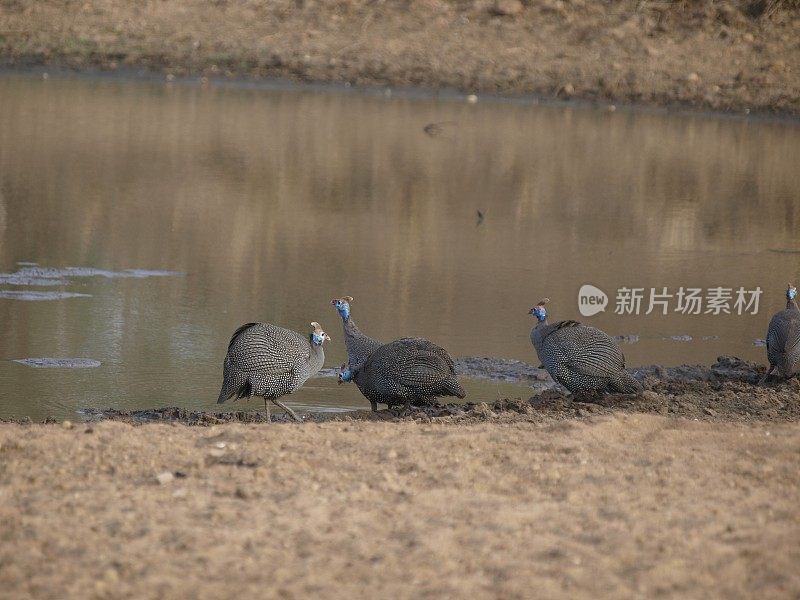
{"left": 0, "top": 72, "right": 798, "bottom": 420}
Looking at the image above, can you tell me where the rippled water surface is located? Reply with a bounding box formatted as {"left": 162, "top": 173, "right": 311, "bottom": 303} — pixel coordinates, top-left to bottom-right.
{"left": 1, "top": 73, "right": 798, "bottom": 420}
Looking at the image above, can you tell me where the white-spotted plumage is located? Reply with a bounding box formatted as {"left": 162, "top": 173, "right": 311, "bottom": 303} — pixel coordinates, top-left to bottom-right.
{"left": 530, "top": 299, "right": 641, "bottom": 395}
{"left": 761, "top": 284, "right": 800, "bottom": 383}
{"left": 217, "top": 321, "right": 329, "bottom": 420}
{"left": 346, "top": 337, "right": 465, "bottom": 412}
{"left": 331, "top": 296, "right": 382, "bottom": 371}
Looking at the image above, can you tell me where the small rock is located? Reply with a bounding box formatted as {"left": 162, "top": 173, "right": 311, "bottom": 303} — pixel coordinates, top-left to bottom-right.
{"left": 208, "top": 448, "right": 226, "bottom": 458}
{"left": 703, "top": 407, "right": 717, "bottom": 417}
{"left": 172, "top": 488, "right": 187, "bottom": 498}
{"left": 466, "top": 94, "right": 478, "bottom": 104}
{"left": 743, "top": 32, "right": 755, "bottom": 43}
{"left": 165, "top": 73, "right": 175, "bottom": 82}
{"left": 62, "top": 420, "right": 74, "bottom": 430}
{"left": 156, "top": 471, "right": 175, "bottom": 485}
{"left": 686, "top": 72, "right": 701, "bottom": 84}
{"left": 490, "top": 0, "right": 523, "bottom": 16}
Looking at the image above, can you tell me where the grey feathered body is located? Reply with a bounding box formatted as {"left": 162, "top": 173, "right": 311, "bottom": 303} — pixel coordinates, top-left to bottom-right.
{"left": 531, "top": 320, "right": 642, "bottom": 395}
{"left": 217, "top": 322, "right": 325, "bottom": 403}
{"left": 351, "top": 337, "right": 465, "bottom": 409}
{"left": 766, "top": 299, "right": 800, "bottom": 378}
{"left": 342, "top": 317, "right": 382, "bottom": 371}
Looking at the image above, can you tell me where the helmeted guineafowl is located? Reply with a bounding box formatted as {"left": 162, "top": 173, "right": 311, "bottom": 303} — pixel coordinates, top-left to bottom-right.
{"left": 760, "top": 283, "right": 800, "bottom": 384}
{"left": 529, "top": 298, "right": 642, "bottom": 396}
{"left": 338, "top": 337, "right": 465, "bottom": 412}
{"left": 217, "top": 321, "right": 330, "bottom": 421}
{"left": 331, "top": 296, "right": 382, "bottom": 370}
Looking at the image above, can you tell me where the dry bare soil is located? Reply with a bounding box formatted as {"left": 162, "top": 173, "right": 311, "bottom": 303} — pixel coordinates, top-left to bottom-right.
{"left": 0, "top": 410, "right": 799, "bottom": 599}
{"left": 1, "top": 0, "right": 799, "bottom": 114}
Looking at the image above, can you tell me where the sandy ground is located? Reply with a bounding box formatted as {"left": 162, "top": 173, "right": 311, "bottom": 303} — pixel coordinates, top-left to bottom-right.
{"left": 1, "top": 0, "right": 798, "bottom": 115}
{"left": 0, "top": 413, "right": 798, "bottom": 599}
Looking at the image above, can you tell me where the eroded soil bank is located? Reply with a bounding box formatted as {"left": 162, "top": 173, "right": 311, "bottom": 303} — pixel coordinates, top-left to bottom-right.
{"left": 1, "top": 0, "right": 798, "bottom": 115}
{"left": 71, "top": 356, "right": 800, "bottom": 425}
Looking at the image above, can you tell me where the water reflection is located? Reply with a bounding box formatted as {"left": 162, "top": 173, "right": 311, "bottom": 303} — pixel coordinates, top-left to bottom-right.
{"left": 0, "top": 73, "right": 798, "bottom": 420}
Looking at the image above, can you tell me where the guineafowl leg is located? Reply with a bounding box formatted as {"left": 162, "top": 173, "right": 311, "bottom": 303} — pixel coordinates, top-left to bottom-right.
{"left": 370, "top": 401, "right": 378, "bottom": 412}
{"left": 272, "top": 399, "right": 301, "bottom": 422}
{"left": 759, "top": 365, "right": 775, "bottom": 385}
{"left": 263, "top": 397, "right": 271, "bottom": 422}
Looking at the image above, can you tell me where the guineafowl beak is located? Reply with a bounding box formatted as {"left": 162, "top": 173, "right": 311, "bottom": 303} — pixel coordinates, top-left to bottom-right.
{"left": 528, "top": 307, "right": 536, "bottom": 315}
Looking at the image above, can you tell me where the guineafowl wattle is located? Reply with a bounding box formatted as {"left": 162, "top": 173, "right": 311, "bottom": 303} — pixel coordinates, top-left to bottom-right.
{"left": 331, "top": 296, "right": 382, "bottom": 370}
{"left": 338, "top": 337, "right": 465, "bottom": 412}
{"left": 760, "top": 283, "right": 800, "bottom": 384}
{"left": 529, "top": 298, "right": 642, "bottom": 396}
{"left": 217, "top": 321, "right": 330, "bottom": 421}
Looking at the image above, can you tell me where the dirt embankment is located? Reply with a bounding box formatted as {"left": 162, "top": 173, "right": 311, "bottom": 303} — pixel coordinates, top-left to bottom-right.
{"left": 1, "top": 0, "right": 798, "bottom": 115}
{"left": 71, "top": 355, "right": 800, "bottom": 425}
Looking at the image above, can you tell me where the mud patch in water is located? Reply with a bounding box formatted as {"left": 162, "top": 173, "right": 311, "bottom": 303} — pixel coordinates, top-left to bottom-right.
{"left": 0, "top": 290, "right": 91, "bottom": 300}
{"left": 7, "top": 266, "right": 185, "bottom": 279}
{"left": 14, "top": 358, "right": 101, "bottom": 368}
{"left": 0, "top": 275, "right": 71, "bottom": 286}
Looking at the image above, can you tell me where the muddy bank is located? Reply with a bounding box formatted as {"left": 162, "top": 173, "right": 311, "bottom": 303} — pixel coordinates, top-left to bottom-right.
{"left": 61, "top": 356, "right": 799, "bottom": 426}
{"left": 1, "top": 0, "right": 798, "bottom": 115}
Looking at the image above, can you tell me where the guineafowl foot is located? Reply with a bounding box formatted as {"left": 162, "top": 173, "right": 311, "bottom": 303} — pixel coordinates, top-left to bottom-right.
{"left": 263, "top": 397, "right": 271, "bottom": 423}
{"left": 370, "top": 401, "right": 378, "bottom": 412}
{"left": 273, "top": 399, "right": 302, "bottom": 422}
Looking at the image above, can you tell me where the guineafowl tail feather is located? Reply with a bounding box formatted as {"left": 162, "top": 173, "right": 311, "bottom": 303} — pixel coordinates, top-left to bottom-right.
{"left": 612, "top": 371, "right": 643, "bottom": 394}
{"left": 443, "top": 378, "right": 466, "bottom": 399}
{"left": 217, "top": 378, "right": 252, "bottom": 404}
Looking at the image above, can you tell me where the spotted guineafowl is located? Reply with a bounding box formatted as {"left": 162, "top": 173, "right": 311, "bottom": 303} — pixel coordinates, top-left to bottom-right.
{"left": 760, "top": 283, "right": 800, "bottom": 384}
{"left": 338, "top": 337, "right": 465, "bottom": 412}
{"left": 331, "top": 296, "right": 382, "bottom": 370}
{"left": 217, "top": 321, "right": 330, "bottom": 421}
{"left": 529, "top": 298, "right": 642, "bottom": 396}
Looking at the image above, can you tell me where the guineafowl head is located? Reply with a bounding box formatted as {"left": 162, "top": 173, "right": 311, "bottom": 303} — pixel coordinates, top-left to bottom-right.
{"left": 331, "top": 296, "right": 353, "bottom": 321}
{"left": 528, "top": 298, "right": 550, "bottom": 322}
{"left": 338, "top": 363, "right": 354, "bottom": 384}
{"left": 787, "top": 284, "right": 797, "bottom": 300}
{"left": 310, "top": 322, "right": 331, "bottom": 346}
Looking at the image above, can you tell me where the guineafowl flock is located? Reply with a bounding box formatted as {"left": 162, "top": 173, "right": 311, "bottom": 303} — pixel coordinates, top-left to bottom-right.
{"left": 217, "top": 285, "right": 800, "bottom": 420}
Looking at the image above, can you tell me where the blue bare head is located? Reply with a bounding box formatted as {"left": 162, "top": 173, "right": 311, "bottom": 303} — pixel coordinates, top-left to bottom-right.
{"left": 310, "top": 322, "right": 330, "bottom": 346}
{"left": 787, "top": 284, "right": 797, "bottom": 301}
{"left": 338, "top": 363, "right": 354, "bottom": 384}
{"left": 528, "top": 298, "right": 550, "bottom": 322}
{"left": 331, "top": 296, "right": 353, "bottom": 321}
